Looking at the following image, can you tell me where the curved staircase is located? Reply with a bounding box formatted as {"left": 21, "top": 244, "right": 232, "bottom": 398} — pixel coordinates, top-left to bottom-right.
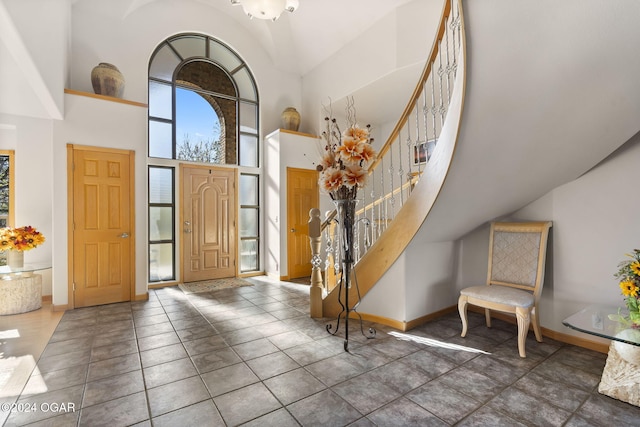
{"left": 312, "top": 0, "right": 640, "bottom": 329}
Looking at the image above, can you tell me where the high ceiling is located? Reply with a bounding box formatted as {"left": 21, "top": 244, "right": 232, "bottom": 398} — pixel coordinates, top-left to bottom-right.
{"left": 130, "top": 0, "right": 417, "bottom": 76}
{"left": 1, "top": 0, "right": 421, "bottom": 122}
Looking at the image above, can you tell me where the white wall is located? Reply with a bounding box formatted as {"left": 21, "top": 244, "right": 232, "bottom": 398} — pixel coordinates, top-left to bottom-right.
{"left": 300, "top": 0, "right": 443, "bottom": 137}
{"left": 0, "top": 115, "right": 54, "bottom": 295}
{"left": 69, "top": 0, "right": 300, "bottom": 135}
{"left": 454, "top": 132, "right": 640, "bottom": 337}
{"left": 264, "top": 130, "right": 322, "bottom": 278}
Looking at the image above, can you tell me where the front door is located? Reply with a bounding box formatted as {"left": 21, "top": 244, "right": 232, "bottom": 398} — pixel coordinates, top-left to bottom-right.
{"left": 70, "top": 146, "right": 134, "bottom": 308}
{"left": 182, "top": 165, "right": 236, "bottom": 282}
{"left": 287, "top": 167, "right": 319, "bottom": 279}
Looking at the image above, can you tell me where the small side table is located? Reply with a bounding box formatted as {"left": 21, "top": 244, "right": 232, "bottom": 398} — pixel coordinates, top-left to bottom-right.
{"left": 0, "top": 263, "right": 51, "bottom": 315}
{"left": 563, "top": 305, "right": 640, "bottom": 407}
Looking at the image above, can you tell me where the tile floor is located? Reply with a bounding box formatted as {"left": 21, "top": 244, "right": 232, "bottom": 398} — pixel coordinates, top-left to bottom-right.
{"left": 2, "top": 276, "right": 640, "bottom": 426}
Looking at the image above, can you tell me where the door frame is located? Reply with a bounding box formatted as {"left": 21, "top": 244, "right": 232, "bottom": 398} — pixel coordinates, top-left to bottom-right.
{"left": 66, "top": 144, "right": 136, "bottom": 310}
{"left": 179, "top": 163, "right": 239, "bottom": 283}
{"left": 286, "top": 166, "right": 319, "bottom": 280}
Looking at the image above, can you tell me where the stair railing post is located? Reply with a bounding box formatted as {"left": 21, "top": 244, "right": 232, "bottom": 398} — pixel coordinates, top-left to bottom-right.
{"left": 308, "top": 208, "right": 323, "bottom": 318}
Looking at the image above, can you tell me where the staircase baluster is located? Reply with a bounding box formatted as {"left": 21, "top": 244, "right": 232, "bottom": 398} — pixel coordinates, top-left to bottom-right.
{"left": 398, "top": 128, "right": 404, "bottom": 206}
{"left": 438, "top": 42, "right": 446, "bottom": 129}
{"left": 388, "top": 136, "right": 395, "bottom": 220}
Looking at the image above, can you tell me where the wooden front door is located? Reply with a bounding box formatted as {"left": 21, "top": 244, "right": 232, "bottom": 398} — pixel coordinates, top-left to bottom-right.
{"left": 182, "top": 165, "right": 236, "bottom": 283}
{"left": 70, "top": 146, "right": 134, "bottom": 308}
{"left": 287, "top": 167, "right": 319, "bottom": 279}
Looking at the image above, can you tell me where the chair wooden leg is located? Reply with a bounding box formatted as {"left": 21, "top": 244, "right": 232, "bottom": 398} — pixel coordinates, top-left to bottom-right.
{"left": 484, "top": 308, "right": 492, "bottom": 328}
{"left": 515, "top": 307, "right": 531, "bottom": 358}
{"left": 458, "top": 296, "right": 468, "bottom": 337}
{"left": 531, "top": 307, "right": 543, "bottom": 342}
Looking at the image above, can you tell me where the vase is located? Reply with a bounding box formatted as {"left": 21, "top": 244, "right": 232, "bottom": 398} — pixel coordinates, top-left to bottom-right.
{"left": 91, "top": 63, "right": 125, "bottom": 98}
{"left": 281, "top": 107, "right": 300, "bottom": 131}
{"left": 7, "top": 250, "right": 24, "bottom": 269}
{"left": 326, "top": 198, "right": 375, "bottom": 351}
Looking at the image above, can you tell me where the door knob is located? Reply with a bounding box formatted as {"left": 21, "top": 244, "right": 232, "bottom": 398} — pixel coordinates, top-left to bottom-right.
{"left": 120, "top": 232, "right": 129, "bottom": 238}
{"left": 291, "top": 228, "right": 296, "bottom": 233}
{"left": 184, "top": 221, "right": 191, "bottom": 226}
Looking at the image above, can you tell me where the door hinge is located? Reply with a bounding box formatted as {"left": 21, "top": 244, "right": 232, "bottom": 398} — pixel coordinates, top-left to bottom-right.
{"left": 72, "top": 283, "right": 76, "bottom": 292}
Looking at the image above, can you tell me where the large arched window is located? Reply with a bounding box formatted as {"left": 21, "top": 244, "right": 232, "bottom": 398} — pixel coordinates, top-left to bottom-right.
{"left": 147, "top": 34, "right": 260, "bottom": 282}
{"left": 148, "top": 33, "right": 259, "bottom": 166}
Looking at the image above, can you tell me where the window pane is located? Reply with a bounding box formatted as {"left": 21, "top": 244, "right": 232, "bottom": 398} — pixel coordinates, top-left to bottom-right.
{"left": 149, "top": 121, "right": 173, "bottom": 158}
{"left": 240, "top": 102, "right": 257, "bottom": 133}
{"left": 149, "top": 44, "right": 180, "bottom": 81}
{"left": 175, "top": 87, "right": 224, "bottom": 164}
{"left": 209, "top": 41, "right": 241, "bottom": 70}
{"left": 239, "top": 134, "right": 258, "bottom": 167}
{"left": 149, "top": 243, "right": 174, "bottom": 281}
{"left": 240, "top": 207, "right": 258, "bottom": 237}
{"left": 240, "top": 240, "right": 258, "bottom": 272}
{"left": 171, "top": 36, "right": 206, "bottom": 60}
{"left": 233, "top": 67, "right": 256, "bottom": 101}
{"left": 149, "top": 81, "right": 172, "bottom": 120}
{"left": 149, "top": 167, "right": 173, "bottom": 204}
{"left": 149, "top": 207, "right": 173, "bottom": 241}
{"left": 239, "top": 174, "right": 258, "bottom": 206}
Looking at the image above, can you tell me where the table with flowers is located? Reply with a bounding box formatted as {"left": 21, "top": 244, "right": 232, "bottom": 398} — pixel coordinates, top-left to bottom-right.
{"left": 0, "top": 225, "right": 47, "bottom": 315}
{"left": 563, "top": 249, "right": 640, "bottom": 407}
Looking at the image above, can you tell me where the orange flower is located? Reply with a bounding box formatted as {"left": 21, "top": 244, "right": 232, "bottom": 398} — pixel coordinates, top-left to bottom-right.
{"left": 344, "top": 165, "right": 367, "bottom": 187}
{"left": 320, "top": 167, "right": 344, "bottom": 193}
{"left": 320, "top": 152, "right": 335, "bottom": 170}
{"left": 343, "top": 125, "right": 369, "bottom": 142}
{"left": 359, "top": 143, "right": 376, "bottom": 163}
{"left": 336, "top": 138, "right": 363, "bottom": 164}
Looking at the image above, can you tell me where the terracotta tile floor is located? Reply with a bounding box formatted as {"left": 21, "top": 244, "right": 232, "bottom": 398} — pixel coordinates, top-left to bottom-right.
{"left": 1, "top": 276, "right": 639, "bottom": 426}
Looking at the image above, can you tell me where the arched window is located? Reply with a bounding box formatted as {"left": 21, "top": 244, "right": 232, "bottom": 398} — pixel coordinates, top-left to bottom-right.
{"left": 147, "top": 34, "right": 260, "bottom": 282}
{"left": 148, "top": 34, "right": 259, "bottom": 166}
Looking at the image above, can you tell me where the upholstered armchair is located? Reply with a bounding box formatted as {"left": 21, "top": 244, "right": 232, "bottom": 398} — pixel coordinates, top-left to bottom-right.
{"left": 458, "top": 221, "right": 552, "bottom": 358}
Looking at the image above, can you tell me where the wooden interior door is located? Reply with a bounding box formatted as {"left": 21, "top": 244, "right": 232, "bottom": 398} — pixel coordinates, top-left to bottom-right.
{"left": 71, "top": 146, "right": 134, "bottom": 308}
{"left": 182, "top": 165, "right": 236, "bottom": 282}
{"left": 287, "top": 167, "right": 319, "bottom": 279}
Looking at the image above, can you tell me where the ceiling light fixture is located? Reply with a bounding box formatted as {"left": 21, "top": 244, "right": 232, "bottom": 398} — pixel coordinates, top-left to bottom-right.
{"left": 230, "top": 0, "right": 299, "bottom": 21}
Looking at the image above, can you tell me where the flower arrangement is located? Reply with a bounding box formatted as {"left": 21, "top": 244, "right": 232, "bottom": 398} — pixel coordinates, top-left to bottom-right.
{"left": 611, "top": 248, "right": 640, "bottom": 328}
{"left": 316, "top": 98, "right": 376, "bottom": 200}
{"left": 0, "top": 225, "right": 45, "bottom": 251}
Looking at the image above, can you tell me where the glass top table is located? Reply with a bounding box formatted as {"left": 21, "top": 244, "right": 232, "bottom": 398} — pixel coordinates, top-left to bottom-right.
{"left": 0, "top": 262, "right": 51, "bottom": 279}
{"left": 563, "top": 304, "right": 640, "bottom": 347}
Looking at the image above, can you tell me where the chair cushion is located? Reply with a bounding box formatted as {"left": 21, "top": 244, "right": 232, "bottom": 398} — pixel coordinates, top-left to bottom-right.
{"left": 460, "top": 285, "right": 534, "bottom": 308}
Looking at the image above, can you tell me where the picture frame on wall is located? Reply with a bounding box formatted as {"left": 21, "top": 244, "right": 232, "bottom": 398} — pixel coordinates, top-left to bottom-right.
{"left": 413, "top": 140, "right": 436, "bottom": 165}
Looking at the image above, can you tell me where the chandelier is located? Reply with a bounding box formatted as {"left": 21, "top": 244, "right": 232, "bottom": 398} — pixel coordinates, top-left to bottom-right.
{"left": 230, "top": 0, "right": 299, "bottom": 21}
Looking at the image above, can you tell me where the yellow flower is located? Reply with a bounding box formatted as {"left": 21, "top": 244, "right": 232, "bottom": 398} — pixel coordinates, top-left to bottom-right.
{"left": 631, "top": 261, "right": 640, "bottom": 276}
{"left": 620, "top": 280, "right": 639, "bottom": 298}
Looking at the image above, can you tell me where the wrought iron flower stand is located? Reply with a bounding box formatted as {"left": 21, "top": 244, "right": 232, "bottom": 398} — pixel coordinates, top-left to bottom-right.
{"left": 326, "top": 199, "right": 376, "bottom": 351}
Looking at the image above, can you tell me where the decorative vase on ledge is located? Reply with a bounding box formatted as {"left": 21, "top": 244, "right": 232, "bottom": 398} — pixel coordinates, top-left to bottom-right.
{"left": 7, "top": 250, "right": 24, "bottom": 269}
{"left": 281, "top": 107, "right": 300, "bottom": 131}
{"left": 91, "top": 63, "right": 125, "bottom": 98}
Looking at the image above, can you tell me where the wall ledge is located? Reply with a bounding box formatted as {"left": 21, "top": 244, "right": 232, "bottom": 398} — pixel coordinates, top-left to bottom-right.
{"left": 64, "top": 89, "right": 148, "bottom": 108}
